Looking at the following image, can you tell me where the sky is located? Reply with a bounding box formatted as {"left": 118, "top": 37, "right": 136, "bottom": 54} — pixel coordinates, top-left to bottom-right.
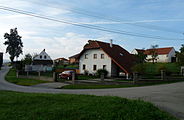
{"left": 0, "top": 0, "right": 184, "bottom": 61}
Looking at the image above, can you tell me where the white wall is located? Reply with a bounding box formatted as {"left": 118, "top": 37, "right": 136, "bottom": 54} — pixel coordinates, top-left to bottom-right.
{"left": 146, "top": 48, "right": 175, "bottom": 63}
{"left": 131, "top": 49, "right": 138, "bottom": 54}
{"left": 34, "top": 50, "right": 52, "bottom": 60}
{"left": 168, "top": 48, "right": 175, "bottom": 62}
{"left": 79, "top": 49, "right": 112, "bottom": 76}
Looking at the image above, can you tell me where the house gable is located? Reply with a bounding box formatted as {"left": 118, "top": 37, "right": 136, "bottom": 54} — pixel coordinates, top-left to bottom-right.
{"left": 79, "top": 49, "right": 112, "bottom": 75}
{"left": 34, "top": 49, "right": 52, "bottom": 61}
{"left": 78, "top": 40, "right": 135, "bottom": 74}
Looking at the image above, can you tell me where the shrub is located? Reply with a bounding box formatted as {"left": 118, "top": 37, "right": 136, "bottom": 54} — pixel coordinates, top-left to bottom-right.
{"left": 132, "top": 64, "right": 145, "bottom": 75}
{"left": 96, "top": 69, "right": 108, "bottom": 77}
{"left": 158, "top": 64, "right": 171, "bottom": 75}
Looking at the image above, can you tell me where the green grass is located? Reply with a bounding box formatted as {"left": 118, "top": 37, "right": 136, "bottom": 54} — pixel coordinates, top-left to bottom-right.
{"left": 62, "top": 80, "right": 184, "bottom": 89}
{"left": 144, "top": 63, "right": 180, "bottom": 75}
{"left": 56, "top": 64, "right": 79, "bottom": 69}
{"left": 0, "top": 91, "right": 178, "bottom": 120}
{"left": 5, "top": 69, "right": 50, "bottom": 86}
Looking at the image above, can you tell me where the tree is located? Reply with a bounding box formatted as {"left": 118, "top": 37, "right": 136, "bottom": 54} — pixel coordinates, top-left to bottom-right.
{"left": 22, "top": 53, "right": 32, "bottom": 65}
{"left": 149, "top": 45, "right": 158, "bottom": 64}
{"left": 135, "top": 50, "right": 147, "bottom": 64}
{"left": 4, "top": 28, "right": 23, "bottom": 63}
{"left": 176, "top": 44, "right": 184, "bottom": 65}
{"left": 180, "top": 44, "right": 184, "bottom": 53}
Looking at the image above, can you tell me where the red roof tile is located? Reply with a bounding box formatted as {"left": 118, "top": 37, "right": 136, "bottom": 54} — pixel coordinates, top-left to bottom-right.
{"left": 144, "top": 47, "right": 173, "bottom": 55}
{"left": 78, "top": 40, "right": 135, "bottom": 74}
{"left": 54, "top": 58, "right": 68, "bottom": 61}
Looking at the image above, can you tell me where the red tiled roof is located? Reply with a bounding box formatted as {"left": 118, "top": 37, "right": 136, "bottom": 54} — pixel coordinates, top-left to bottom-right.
{"left": 54, "top": 58, "right": 68, "bottom": 61}
{"left": 144, "top": 47, "right": 173, "bottom": 55}
{"left": 78, "top": 40, "right": 135, "bottom": 74}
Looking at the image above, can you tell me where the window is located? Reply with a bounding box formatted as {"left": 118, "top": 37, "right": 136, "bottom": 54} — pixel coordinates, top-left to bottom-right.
{"left": 120, "top": 53, "right": 123, "bottom": 56}
{"left": 40, "top": 55, "right": 42, "bottom": 59}
{"left": 101, "top": 54, "right": 104, "bottom": 59}
{"left": 93, "top": 65, "right": 97, "bottom": 71}
{"left": 44, "top": 55, "right": 47, "bottom": 59}
{"left": 103, "top": 65, "right": 106, "bottom": 70}
{"left": 94, "top": 54, "right": 97, "bottom": 59}
{"left": 85, "top": 54, "right": 88, "bottom": 59}
{"left": 83, "top": 64, "right": 86, "bottom": 70}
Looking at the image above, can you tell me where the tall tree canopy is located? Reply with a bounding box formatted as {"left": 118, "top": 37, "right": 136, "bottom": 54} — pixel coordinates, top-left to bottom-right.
{"left": 4, "top": 28, "right": 23, "bottom": 63}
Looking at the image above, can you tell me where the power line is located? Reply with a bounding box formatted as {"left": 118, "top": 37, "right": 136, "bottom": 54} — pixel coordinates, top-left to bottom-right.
{"left": 22, "top": 0, "right": 183, "bottom": 34}
{"left": 0, "top": 6, "right": 183, "bottom": 41}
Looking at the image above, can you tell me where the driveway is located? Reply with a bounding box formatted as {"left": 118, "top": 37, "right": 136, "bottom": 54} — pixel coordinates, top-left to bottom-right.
{"left": 0, "top": 66, "right": 184, "bottom": 120}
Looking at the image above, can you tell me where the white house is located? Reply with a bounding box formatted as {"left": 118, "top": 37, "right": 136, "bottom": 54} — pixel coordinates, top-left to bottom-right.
{"left": 131, "top": 47, "right": 176, "bottom": 63}
{"left": 78, "top": 40, "right": 134, "bottom": 78}
{"left": 25, "top": 49, "right": 53, "bottom": 72}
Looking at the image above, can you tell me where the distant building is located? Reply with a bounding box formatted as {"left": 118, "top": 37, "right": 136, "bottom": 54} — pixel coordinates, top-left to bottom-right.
{"left": 78, "top": 40, "right": 134, "bottom": 78}
{"left": 54, "top": 58, "right": 69, "bottom": 65}
{"left": 25, "top": 49, "right": 53, "bottom": 72}
{"left": 69, "top": 54, "right": 79, "bottom": 64}
{"left": 0, "top": 52, "right": 3, "bottom": 68}
{"left": 33, "top": 49, "right": 53, "bottom": 65}
{"left": 131, "top": 47, "right": 176, "bottom": 63}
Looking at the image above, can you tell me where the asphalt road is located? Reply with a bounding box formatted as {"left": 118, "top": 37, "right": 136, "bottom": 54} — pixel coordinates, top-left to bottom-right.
{"left": 0, "top": 66, "right": 184, "bottom": 120}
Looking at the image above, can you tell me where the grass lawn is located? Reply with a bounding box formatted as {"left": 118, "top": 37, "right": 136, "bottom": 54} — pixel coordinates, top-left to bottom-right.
{"left": 143, "top": 63, "right": 180, "bottom": 75}
{"left": 62, "top": 80, "right": 184, "bottom": 89}
{"left": 0, "top": 91, "right": 177, "bottom": 120}
{"left": 5, "top": 69, "right": 50, "bottom": 86}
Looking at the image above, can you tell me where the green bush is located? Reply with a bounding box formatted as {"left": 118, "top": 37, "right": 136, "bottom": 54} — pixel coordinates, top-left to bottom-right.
{"left": 132, "top": 64, "right": 145, "bottom": 75}
{"left": 96, "top": 69, "right": 108, "bottom": 77}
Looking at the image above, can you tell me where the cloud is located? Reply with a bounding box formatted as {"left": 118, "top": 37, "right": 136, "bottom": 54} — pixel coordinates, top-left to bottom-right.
{"left": 19, "top": 32, "right": 114, "bottom": 61}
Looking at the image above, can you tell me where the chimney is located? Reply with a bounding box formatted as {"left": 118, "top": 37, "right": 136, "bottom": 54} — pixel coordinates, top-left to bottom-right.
{"left": 110, "top": 39, "right": 113, "bottom": 47}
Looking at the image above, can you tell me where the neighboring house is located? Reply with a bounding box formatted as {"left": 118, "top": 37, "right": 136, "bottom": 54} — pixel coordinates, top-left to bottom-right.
{"left": 25, "top": 49, "right": 53, "bottom": 72}
{"left": 54, "top": 58, "right": 69, "bottom": 65}
{"left": 131, "top": 47, "right": 176, "bottom": 63}
{"left": 69, "top": 54, "right": 79, "bottom": 64}
{"left": 131, "top": 49, "right": 145, "bottom": 55}
{"left": 33, "top": 49, "right": 53, "bottom": 65}
{"left": 78, "top": 40, "right": 134, "bottom": 78}
{"left": 0, "top": 52, "right": 3, "bottom": 68}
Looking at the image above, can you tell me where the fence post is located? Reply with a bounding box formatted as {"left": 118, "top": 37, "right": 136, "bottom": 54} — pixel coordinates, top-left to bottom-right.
{"left": 72, "top": 72, "right": 75, "bottom": 84}
{"left": 101, "top": 73, "right": 104, "bottom": 83}
{"left": 26, "top": 71, "right": 29, "bottom": 76}
{"left": 16, "top": 70, "right": 19, "bottom": 78}
{"left": 161, "top": 70, "right": 165, "bottom": 80}
{"left": 133, "top": 72, "right": 138, "bottom": 84}
{"left": 38, "top": 71, "right": 41, "bottom": 78}
{"left": 53, "top": 72, "right": 57, "bottom": 82}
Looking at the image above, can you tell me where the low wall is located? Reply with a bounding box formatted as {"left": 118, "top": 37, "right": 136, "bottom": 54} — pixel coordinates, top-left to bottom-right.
{"left": 19, "top": 75, "right": 53, "bottom": 81}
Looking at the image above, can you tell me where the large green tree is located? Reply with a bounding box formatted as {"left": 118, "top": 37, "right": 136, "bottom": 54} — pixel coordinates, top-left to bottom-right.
{"left": 4, "top": 28, "right": 23, "bottom": 63}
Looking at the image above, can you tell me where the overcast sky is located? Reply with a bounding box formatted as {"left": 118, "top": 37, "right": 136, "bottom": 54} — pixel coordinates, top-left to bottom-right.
{"left": 0, "top": 0, "right": 184, "bottom": 60}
